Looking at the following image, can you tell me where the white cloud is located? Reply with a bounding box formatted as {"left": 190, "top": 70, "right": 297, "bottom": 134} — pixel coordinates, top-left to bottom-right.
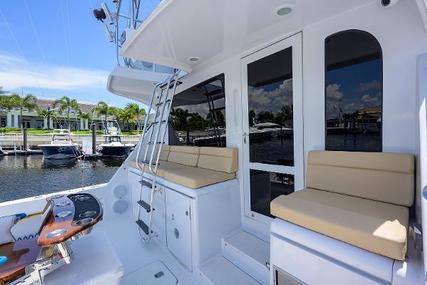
{"left": 361, "top": 94, "right": 379, "bottom": 103}
{"left": 248, "top": 79, "right": 293, "bottom": 114}
{"left": 0, "top": 53, "right": 109, "bottom": 91}
{"left": 326, "top": 83, "right": 343, "bottom": 101}
{"left": 358, "top": 80, "right": 382, "bottom": 92}
{"left": 0, "top": 54, "right": 28, "bottom": 65}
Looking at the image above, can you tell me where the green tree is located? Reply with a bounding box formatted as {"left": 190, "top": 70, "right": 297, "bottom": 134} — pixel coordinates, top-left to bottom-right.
{"left": 0, "top": 96, "right": 11, "bottom": 111}
{"left": 94, "top": 101, "right": 110, "bottom": 124}
{"left": 119, "top": 107, "right": 137, "bottom": 130}
{"left": 170, "top": 108, "right": 190, "bottom": 131}
{"left": 53, "top": 96, "right": 81, "bottom": 130}
{"left": 38, "top": 107, "right": 56, "bottom": 129}
{"left": 8, "top": 93, "right": 38, "bottom": 131}
{"left": 125, "top": 103, "right": 146, "bottom": 132}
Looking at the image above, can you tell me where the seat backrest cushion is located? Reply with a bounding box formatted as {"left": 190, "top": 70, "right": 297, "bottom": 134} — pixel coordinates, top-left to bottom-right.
{"left": 167, "top": 146, "right": 200, "bottom": 167}
{"left": 306, "top": 151, "right": 415, "bottom": 207}
{"left": 159, "top": 145, "right": 170, "bottom": 161}
{"left": 197, "top": 147, "right": 238, "bottom": 173}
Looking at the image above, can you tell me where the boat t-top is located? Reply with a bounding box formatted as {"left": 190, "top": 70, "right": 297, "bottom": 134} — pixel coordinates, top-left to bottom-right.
{"left": 97, "top": 121, "right": 135, "bottom": 157}
{"left": 38, "top": 129, "right": 82, "bottom": 160}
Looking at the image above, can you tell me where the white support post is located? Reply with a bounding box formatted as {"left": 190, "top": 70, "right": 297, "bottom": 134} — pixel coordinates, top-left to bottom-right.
{"left": 6, "top": 112, "right": 12, "bottom": 128}
{"left": 13, "top": 113, "right": 19, "bottom": 128}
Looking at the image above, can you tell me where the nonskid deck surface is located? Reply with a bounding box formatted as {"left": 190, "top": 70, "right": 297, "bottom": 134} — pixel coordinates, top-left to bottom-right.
{"left": 97, "top": 218, "right": 195, "bottom": 285}
{"left": 43, "top": 215, "right": 263, "bottom": 285}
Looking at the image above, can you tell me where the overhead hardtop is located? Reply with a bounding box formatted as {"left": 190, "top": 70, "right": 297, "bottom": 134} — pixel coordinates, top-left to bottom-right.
{"left": 120, "top": 0, "right": 427, "bottom": 73}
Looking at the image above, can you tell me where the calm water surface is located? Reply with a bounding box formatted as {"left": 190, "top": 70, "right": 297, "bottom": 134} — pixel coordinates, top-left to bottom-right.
{"left": 0, "top": 155, "right": 123, "bottom": 202}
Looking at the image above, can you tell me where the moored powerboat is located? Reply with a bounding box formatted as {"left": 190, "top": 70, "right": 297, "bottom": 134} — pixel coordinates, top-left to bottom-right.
{"left": 97, "top": 135, "right": 134, "bottom": 157}
{"left": 38, "top": 130, "right": 82, "bottom": 159}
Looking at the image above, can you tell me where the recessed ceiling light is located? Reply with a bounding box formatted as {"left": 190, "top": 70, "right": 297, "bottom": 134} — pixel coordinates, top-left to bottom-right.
{"left": 188, "top": 56, "right": 200, "bottom": 62}
{"left": 276, "top": 5, "right": 294, "bottom": 17}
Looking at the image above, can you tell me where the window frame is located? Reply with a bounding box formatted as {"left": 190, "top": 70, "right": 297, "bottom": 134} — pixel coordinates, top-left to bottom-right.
{"left": 324, "top": 29, "right": 384, "bottom": 152}
{"left": 169, "top": 73, "right": 226, "bottom": 147}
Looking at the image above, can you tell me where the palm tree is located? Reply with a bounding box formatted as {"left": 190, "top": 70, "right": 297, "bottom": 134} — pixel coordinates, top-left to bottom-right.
{"left": 38, "top": 107, "right": 56, "bottom": 129}
{"left": 0, "top": 96, "right": 10, "bottom": 111}
{"left": 125, "top": 103, "right": 146, "bottom": 132}
{"left": 94, "top": 101, "right": 114, "bottom": 133}
{"left": 53, "top": 96, "right": 80, "bottom": 130}
{"left": 171, "top": 108, "right": 191, "bottom": 143}
{"left": 8, "top": 93, "right": 38, "bottom": 131}
{"left": 117, "top": 107, "right": 136, "bottom": 130}
{"left": 0, "top": 88, "right": 11, "bottom": 112}
{"left": 94, "top": 101, "right": 110, "bottom": 123}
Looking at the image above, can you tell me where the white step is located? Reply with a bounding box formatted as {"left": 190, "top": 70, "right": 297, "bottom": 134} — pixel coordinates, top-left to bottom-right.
{"left": 200, "top": 256, "right": 260, "bottom": 285}
{"left": 222, "top": 231, "right": 270, "bottom": 285}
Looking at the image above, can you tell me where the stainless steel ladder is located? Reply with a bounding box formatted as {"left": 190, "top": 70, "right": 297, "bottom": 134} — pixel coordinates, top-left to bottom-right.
{"left": 135, "top": 70, "right": 180, "bottom": 241}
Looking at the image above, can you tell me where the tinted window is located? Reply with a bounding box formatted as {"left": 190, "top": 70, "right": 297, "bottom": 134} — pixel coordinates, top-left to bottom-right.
{"left": 325, "top": 30, "right": 383, "bottom": 152}
{"left": 247, "top": 47, "right": 294, "bottom": 166}
{"left": 170, "top": 74, "right": 225, "bottom": 147}
{"left": 250, "top": 170, "right": 294, "bottom": 217}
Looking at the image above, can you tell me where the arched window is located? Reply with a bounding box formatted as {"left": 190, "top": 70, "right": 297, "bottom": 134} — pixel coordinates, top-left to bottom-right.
{"left": 325, "top": 30, "right": 383, "bottom": 152}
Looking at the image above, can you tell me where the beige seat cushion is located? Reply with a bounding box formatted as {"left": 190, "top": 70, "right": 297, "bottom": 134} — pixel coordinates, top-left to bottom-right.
{"left": 271, "top": 189, "right": 409, "bottom": 260}
{"left": 167, "top": 146, "right": 200, "bottom": 167}
{"left": 198, "top": 147, "right": 238, "bottom": 173}
{"left": 128, "top": 146, "right": 238, "bottom": 188}
{"left": 307, "top": 151, "right": 415, "bottom": 206}
{"left": 159, "top": 145, "right": 170, "bottom": 161}
{"left": 156, "top": 161, "right": 235, "bottom": 188}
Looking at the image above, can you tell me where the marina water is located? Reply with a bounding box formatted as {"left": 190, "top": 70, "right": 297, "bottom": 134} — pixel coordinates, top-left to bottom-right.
{"left": 0, "top": 155, "right": 122, "bottom": 202}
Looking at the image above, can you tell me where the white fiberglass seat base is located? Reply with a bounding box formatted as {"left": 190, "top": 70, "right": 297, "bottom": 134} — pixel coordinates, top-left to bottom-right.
{"left": 270, "top": 219, "right": 423, "bottom": 285}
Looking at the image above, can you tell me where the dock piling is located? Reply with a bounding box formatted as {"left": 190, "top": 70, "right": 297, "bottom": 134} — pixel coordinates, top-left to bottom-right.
{"left": 23, "top": 128, "right": 28, "bottom": 151}
{"left": 92, "top": 124, "right": 96, "bottom": 155}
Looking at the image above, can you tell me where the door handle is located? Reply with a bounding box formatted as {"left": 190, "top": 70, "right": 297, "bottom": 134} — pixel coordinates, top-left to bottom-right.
{"left": 243, "top": 132, "right": 248, "bottom": 144}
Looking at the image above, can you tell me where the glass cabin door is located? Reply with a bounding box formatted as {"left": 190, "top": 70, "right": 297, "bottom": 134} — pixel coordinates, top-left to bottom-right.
{"left": 241, "top": 33, "right": 304, "bottom": 222}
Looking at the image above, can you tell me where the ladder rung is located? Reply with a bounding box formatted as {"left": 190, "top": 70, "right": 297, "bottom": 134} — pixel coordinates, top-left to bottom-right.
{"left": 155, "top": 99, "right": 171, "bottom": 107}
{"left": 159, "top": 79, "right": 181, "bottom": 89}
{"left": 147, "top": 141, "right": 165, "bottom": 145}
{"left": 137, "top": 200, "right": 152, "bottom": 213}
{"left": 136, "top": 220, "right": 149, "bottom": 235}
{"left": 139, "top": 179, "right": 153, "bottom": 188}
{"left": 150, "top": 120, "right": 167, "bottom": 126}
{"left": 140, "top": 160, "right": 158, "bottom": 165}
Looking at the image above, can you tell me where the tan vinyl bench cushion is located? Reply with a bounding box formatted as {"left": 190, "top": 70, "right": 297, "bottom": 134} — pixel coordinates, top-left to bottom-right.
{"left": 128, "top": 146, "right": 238, "bottom": 188}
{"left": 198, "top": 147, "right": 238, "bottom": 173}
{"left": 155, "top": 161, "right": 235, "bottom": 188}
{"left": 271, "top": 189, "right": 409, "bottom": 260}
{"left": 159, "top": 145, "right": 170, "bottom": 161}
{"left": 307, "top": 151, "right": 415, "bottom": 206}
{"left": 167, "top": 146, "right": 200, "bottom": 166}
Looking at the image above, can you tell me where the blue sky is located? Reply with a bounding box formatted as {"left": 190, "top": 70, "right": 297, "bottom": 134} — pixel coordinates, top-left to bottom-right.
{"left": 326, "top": 59, "right": 382, "bottom": 120}
{"left": 0, "top": 0, "right": 159, "bottom": 108}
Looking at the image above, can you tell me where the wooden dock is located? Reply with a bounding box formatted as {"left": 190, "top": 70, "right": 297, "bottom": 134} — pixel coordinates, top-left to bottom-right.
{"left": 0, "top": 149, "right": 43, "bottom": 156}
